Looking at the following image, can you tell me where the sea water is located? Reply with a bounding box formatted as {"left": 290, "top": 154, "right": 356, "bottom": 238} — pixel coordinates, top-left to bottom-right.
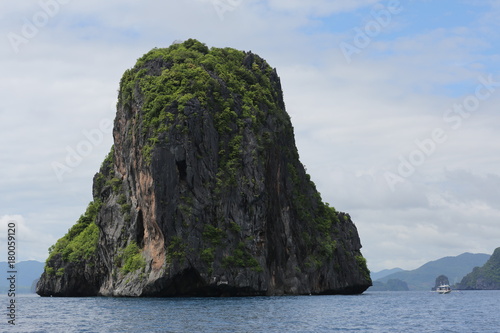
{"left": 2, "top": 291, "right": 499, "bottom": 332}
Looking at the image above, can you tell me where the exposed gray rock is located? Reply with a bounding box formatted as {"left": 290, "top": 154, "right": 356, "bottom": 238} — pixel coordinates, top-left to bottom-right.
{"left": 37, "top": 39, "right": 371, "bottom": 297}
{"left": 456, "top": 247, "right": 500, "bottom": 290}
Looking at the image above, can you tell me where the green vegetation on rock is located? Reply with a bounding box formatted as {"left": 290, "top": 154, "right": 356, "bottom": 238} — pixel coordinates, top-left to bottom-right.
{"left": 223, "top": 242, "right": 262, "bottom": 272}
{"left": 356, "top": 255, "right": 371, "bottom": 281}
{"left": 43, "top": 145, "right": 117, "bottom": 278}
{"left": 202, "top": 224, "right": 226, "bottom": 246}
{"left": 93, "top": 146, "right": 118, "bottom": 196}
{"left": 37, "top": 39, "right": 372, "bottom": 297}
{"left": 119, "top": 241, "right": 146, "bottom": 274}
{"left": 46, "top": 199, "right": 102, "bottom": 264}
{"left": 457, "top": 247, "right": 500, "bottom": 290}
{"left": 287, "top": 161, "right": 343, "bottom": 263}
{"left": 118, "top": 39, "right": 289, "bottom": 185}
{"left": 166, "top": 236, "right": 187, "bottom": 263}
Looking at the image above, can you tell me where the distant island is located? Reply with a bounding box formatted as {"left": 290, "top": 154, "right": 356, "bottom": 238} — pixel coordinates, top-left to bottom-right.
{"left": 431, "top": 275, "right": 450, "bottom": 291}
{"left": 370, "top": 267, "right": 404, "bottom": 281}
{"left": 369, "top": 252, "right": 490, "bottom": 291}
{"left": 370, "top": 279, "right": 408, "bottom": 291}
{"left": 455, "top": 247, "right": 500, "bottom": 290}
{"left": 0, "top": 261, "right": 44, "bottom": 294}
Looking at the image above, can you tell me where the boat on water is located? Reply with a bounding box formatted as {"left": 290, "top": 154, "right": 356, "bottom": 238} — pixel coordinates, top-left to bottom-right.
{"left": 436, "top": 284, "right": 451, "bottom": 294}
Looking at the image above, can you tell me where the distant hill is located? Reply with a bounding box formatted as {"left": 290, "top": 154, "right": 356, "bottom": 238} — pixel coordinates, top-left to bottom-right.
{"left": 376, "top": 253, "right": 490, "bottom": 290}
{"left": 371, "top": 268, "right": 405, "bottom": 281}
{"left": 456, "top": 248, "right": 500, "bottom": 290}
{"left": 370, "top": 278, "right": 409, "bottom": 291}
{"left": 1, "top": 260, "right": 44, "bottom": 294}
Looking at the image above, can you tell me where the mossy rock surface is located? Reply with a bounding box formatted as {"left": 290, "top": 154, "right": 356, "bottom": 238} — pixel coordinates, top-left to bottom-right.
{"left": 37, "top": 39, "right": 371, "bottom": 297}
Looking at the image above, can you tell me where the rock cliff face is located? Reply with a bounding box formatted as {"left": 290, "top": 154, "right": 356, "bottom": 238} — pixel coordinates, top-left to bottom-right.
{"left": 456, "top": 247, "right": 500, "bottom": 290}
{"left": 37, "top": 39, "right": 371, "bottom": 297}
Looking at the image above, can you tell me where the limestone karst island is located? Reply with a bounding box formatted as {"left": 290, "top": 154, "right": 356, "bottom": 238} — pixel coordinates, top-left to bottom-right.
{"left": 37, "top": 39, "right": 372, "bottom": 297}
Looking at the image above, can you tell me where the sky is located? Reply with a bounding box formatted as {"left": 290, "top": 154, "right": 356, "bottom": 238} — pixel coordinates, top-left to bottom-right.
{"left": 1, "top": 0, "right": 499, "bottom": 272}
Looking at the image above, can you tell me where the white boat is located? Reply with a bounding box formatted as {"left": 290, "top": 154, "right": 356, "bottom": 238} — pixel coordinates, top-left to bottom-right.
{"left": 436, "top": 284, "right": 451, "bottom": 294}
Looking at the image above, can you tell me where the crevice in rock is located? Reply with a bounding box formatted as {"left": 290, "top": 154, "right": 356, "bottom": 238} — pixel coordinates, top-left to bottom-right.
{"left": 136, "top": 209, "right": 145, "bottom": 247}
{"left": 176, "top": 160, "right": 187, "bottom": 182}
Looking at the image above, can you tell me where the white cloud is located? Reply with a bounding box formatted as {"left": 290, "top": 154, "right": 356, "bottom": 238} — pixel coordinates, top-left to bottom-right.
{"left": 0, "top": 215, "right": 57, "bottom": 262}
{"left": 1, "top": 0, "right": 499, "bottom": 272}
{"left": 267, "top": 0, "right": 380, "bottom": 16}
